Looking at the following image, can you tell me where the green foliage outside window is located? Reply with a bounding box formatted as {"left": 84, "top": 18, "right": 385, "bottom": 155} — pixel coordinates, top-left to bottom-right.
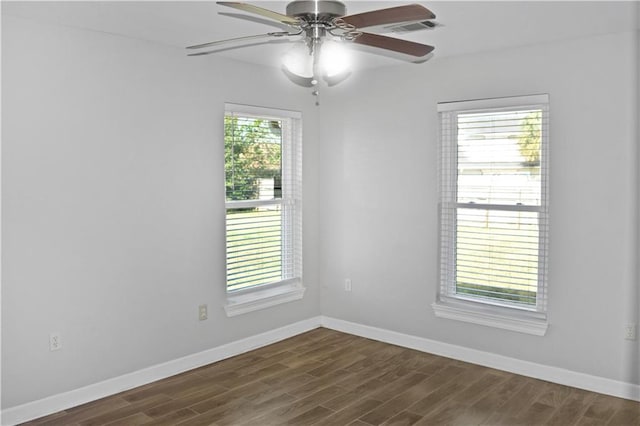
{"left": 517, "top": 110, "right": 542, "bottom": 168}
{"left": 225, "top": 116, "right": 282, "bottom": 202}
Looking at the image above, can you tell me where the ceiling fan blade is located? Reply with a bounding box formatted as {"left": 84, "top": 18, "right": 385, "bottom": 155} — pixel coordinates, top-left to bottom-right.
{"left": 341, "top": 4, "right": 435, "bottom": 29}
{"left": 353, "top": 32, "right": 434, "bottom": 57}
{"left": 187, "top": 31, "right": 299, "bottom": 52}
{"left": 217, "top": 2, "right": 300, "bottom": 26}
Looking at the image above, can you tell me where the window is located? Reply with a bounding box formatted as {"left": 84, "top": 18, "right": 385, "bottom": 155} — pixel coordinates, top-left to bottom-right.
{"left": 223, "top": 103, "right": 304, "bottom": 316}
{"left": 433, "top": 94, "right": 549, "bottom": 335}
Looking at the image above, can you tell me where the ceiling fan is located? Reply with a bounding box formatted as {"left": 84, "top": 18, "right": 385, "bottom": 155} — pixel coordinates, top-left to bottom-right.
{"left": 187, "top": 1, "right": 437, "bottom": 103}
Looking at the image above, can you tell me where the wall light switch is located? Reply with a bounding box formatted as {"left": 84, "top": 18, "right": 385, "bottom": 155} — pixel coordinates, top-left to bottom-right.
{"left": 344, "top": 279, "right": 352, "bottom": 292}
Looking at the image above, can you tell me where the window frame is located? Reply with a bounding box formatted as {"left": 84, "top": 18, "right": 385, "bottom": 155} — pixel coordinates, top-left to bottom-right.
{"left": 432, "top": 94, "right": 550, "bottom": 335}
{"left": 223, "top": 103, "right": 304, "bottom": 317}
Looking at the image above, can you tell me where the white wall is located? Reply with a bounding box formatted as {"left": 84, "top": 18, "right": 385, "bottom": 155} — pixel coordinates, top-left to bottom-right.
{"left": 319, "top": 30, "right": 639, "bottom": 386}
{"left": 1, "top": 15, "right": 321, "bottom": 409}
{"left": 635, "top": 20, "right": 640, "bottom": 388}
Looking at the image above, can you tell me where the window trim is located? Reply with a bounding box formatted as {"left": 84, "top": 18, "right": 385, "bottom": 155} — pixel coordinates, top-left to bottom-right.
{"left": 225, "top": 279, "right": 305, "bottom": 317}
{"left": 223, "top": 103, "right": 304, "bottom": 316}
{"left": 433, "top": 94, "right": 550, "bottom": 335}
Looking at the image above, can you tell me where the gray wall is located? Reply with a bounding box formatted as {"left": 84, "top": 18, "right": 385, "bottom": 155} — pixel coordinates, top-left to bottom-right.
{"left": 319, "top": 30, "right": 639, "bottom": 386}
{"left": 1, "top": 15, "right": 321, "bottom": 408}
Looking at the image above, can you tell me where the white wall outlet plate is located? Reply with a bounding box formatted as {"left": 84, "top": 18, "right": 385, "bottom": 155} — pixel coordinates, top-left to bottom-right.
{"left": 199, "top": 304, "right": 208, "bottom": 321}
{"left": 49, "top": 333, "right": 62, "bottom": 351}
{"left": 624, "top": 323, "right": 637, "bottom": 341}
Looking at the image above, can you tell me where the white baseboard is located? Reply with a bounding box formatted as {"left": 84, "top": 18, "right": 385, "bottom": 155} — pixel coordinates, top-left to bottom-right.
{"left": 4, "top": 315, "right": 638, "bottom": 425}
{"left": 320, "top": 316, "right": 640, "bottom": 402}
{"left": 1, "top": 316, "right": 322, "bottom": 426}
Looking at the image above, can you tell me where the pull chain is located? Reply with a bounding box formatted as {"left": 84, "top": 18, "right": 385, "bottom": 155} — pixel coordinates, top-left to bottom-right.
{"left": 310, "top": 33, "right": 322, "bottom": 106}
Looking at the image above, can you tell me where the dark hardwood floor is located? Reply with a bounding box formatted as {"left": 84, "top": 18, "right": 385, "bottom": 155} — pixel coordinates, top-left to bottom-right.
{"left": 23, "top": 328, "right": 640, "bottom": 425}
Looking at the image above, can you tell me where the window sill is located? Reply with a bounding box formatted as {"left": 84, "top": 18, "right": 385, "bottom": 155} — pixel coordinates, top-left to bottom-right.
{"left": 432, "top": 298, "right": 548, "bottom": 336}
{"left": 224, "top": 280, "right": 305, "bottom": 317}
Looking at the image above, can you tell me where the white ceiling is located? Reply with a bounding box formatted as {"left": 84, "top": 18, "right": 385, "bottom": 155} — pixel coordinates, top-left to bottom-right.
{"left": 2, "top": 1, "right": 638, "bottom": 70}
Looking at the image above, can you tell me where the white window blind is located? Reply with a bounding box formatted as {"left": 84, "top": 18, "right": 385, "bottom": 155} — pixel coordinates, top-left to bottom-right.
{"left": 224, "top": 104, "right": 302, "bottom": 293}
{"left": 438, "top": 95, "right": 549, "bottom": 313}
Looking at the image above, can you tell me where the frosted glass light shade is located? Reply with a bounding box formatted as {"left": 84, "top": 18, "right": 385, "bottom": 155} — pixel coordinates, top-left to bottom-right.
{"left": 320, "top": 41, "right": 350, "bottom": 77}
{"left": 282, "top": 44, "right": 313, "bottom": 78}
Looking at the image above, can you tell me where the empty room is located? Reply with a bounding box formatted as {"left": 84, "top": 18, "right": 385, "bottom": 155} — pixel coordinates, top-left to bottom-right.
{"left": 1, "top": 1, "right": 639, "bottom": 425}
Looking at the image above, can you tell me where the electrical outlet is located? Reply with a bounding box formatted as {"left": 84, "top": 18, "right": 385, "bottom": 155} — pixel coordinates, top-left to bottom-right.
{"left": 344, "top": 279, "right": 352, "bottom": 292}
{"left": 199, "top": 304, "right": 208, "bottom": 321}
{"left": 49, "top": 333, "right": 62, "bottom": 351}
{"left": 624, "top": 323, "right": 637, "bottom": 341}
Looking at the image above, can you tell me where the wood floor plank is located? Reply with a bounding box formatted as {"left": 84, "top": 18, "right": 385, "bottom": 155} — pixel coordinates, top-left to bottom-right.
{"left": 215, "top": 392, "right": 299, "bottom": 425}
{"left": 381, "top": 410, "right": 423, "bottom": 426}
{"left": 546, "top": 388, "right": 598, "bottom": 426}
{"left": 583, "top": 393, "right": 627, "bottom": 422}
{"left": 413, "top": 399, "right": 470, "bottom": 425}
{"left": 104, "top": 412, "right": 153, "bottom": 425}
{"left": 607, "top": 402, "right": 640, "bottom": 426}
{"left": 314, "top": 399, "right": 381, "bottom": 425}
{"left": 177, "top": 394, "right": 248, "bottom": 425}
{"left": 323, "top": 378, "right": 386, "bottom": 411}
{"left": 188, "top": 380, "right": 272, "bottom": 415}
{"left": 575, "top": 415, "right": 610, "bottom": 426}
{"left": 451, "top": 371, "right": 505, "bottom": 406}
{"left": 286, "top": 368, "right": 354, "bottom": 399}
{"left": 414, "top": 356, "right": 455, "bottom": 378}
{"left": 167, "top": 380, "right": 228, "bottom": 400}
{"left": 404, "top": 380, "right": 467, "bottom": 417}
{"left": 365, "top": 372, "right": 429, "bottom": 404}
{"left": 336, "top": 366, "right": 398, "bottom": 390}
{"left": 360, "top": 374, "right": 462, "bottom": 426}
{"left": 248, "top": 385, "right": 345, "bottom": 424}
{"left": 142, "top": 384, "right": 227, "bottom": 418}
{"left": 495, "top": 378, "right": 548, "bottom": 419}
{"left": 260, "top": 370, "right": 317, "bottom": 389}
{"left": 141, "top": 408, "right": 198, "bottom": 425}
{"left": 350, "top": 420, "right": 375, "bottom": 426}
{"left": 277, "top": 353, "right": 326, "bottom": 371}
{"left": 343, "top": 359, "right": 414, "bottom": 387}
{"left": 374, "top": 363, "right": 416, "bottom": 384}
{"left": 487, "top": 401, "right": 557, "bottom": 426}
{"left": 307, "top": 351, "right": 368, "bottom": 377}
{"left": 470, "top": 373, "right": 529, "bottom": 414}
{"left": 535, "top": 382, "right": 574, "bottom": 408}
{"left": 22, "top": 328, "right": 640, "bottom": 426}
{"left": 206, "top": 362, "right": 290, "bottom": 389}
{"left": 77, "top": 394, "right": 172, "bottom": 426}
{"left": 518, "top": 401, "right": 557, "bottom": 425}
{"left": 284, "top": 405, "right": 334, "bottom": 425}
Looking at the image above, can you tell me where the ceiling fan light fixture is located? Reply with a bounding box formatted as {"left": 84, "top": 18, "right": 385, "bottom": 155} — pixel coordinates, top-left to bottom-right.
{"left": 282, "top": 39, "right": 351, "bottom": 85}
{"left": 282, "top": 43, "right": 314, "bottom": 79}
{"left": 319, "top": 40, "right": 350, "bottom": 77}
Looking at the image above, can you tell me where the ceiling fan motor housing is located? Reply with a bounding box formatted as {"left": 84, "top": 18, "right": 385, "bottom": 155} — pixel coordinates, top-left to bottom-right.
{"left": 286, "top": 0, "right": 346, "bottom": 24}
